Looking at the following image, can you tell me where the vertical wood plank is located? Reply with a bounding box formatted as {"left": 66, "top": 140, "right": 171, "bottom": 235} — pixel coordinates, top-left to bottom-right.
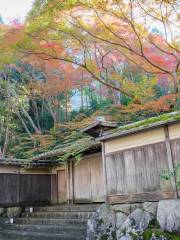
{"left": 144, "top": 145, "right": 160, "bottom": 191}
{"left": 171, "top": 139, "right": 180, "bottom": 191}
{"left": 171, "top": 139, "right": 180, "bottom": 165}
{"left": 68, "top": 160, "right": 74, "bottom": 204}
{"left": 67, "top": 162, "right": 70, "bottom": 204}
{"left": 123, "top": 150, "right": 136, "bottom": 194}
{"left": 57, "top": 170, "right": 67, "bottom": 203}
{"left": 90, "top": 154, "right": 105, "bottom": 202}
{"left": 164, "top": 126, "right": 177, "bottom": 196}
{"left": 115, "top": 152, "right": 125, "bottom": 194}
{"left": 134, "top": 148, "right": 148, "bottom": 193}
{"left": 154, "top": 142, "right": 171, "bottom": 191}
{"left": 51, "top": 174, "right": 57, "bottom": 204}
{"left": 106, "top": 155, "right": 117, "bottom": 195}
{"left": 74, "top": 159, "right": 91, "bottom": 202}
{"left": 102, "top": 142, "right": 108, "bottom": 202}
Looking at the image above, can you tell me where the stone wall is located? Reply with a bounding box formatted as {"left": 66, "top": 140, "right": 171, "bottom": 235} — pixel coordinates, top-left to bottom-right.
{"left": 87, "top": 199, "right": 180, "bottom": 240}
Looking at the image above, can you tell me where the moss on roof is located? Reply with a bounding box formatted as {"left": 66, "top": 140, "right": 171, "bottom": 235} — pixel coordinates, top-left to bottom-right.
{"left": 118, "top": 111, "right": 180, "bottom": 131}
{"left": 100, "top": 111, "right": 180, "bottom": 140}
{"left": 32, "top": 135, "right": 101, "bottom": 162}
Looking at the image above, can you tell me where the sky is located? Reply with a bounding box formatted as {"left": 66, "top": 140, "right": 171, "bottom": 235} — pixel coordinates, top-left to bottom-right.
{"left": 0, "top": 0, "right": 33, "bottom": 23}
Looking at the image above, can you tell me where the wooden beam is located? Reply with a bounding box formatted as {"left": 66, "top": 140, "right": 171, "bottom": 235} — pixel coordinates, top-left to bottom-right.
{"left": 108, "top": 191, "right": 177, "bottom": 204}
{"left": 164, "top": 125, "right": 178, "bottom": 197}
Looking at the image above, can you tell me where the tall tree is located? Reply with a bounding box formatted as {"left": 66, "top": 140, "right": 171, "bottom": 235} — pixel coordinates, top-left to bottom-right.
{"left": 18, "top": 0, "right": 179, "bottom": 103}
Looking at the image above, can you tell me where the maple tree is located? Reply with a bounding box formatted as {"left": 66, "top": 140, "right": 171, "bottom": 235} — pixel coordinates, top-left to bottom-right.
{"left": 17, "top": 0, "right": 179, "bottom": 104}
{"left": 0, "top": 1, "right": 179, "bottom": 159}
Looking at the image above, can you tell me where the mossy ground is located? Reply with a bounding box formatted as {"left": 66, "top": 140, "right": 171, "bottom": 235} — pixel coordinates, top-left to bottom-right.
{"left": 143, "top": 229, "right": 180, "bottom": 240}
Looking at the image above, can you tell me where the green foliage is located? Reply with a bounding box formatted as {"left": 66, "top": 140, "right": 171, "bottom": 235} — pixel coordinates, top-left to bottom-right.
{"left": 173, "top": 99, "right": 180, "bottom": 111}
{"left": 143, "top": 229, "right": 180, "bottom": 240}
{"left": 160, "top": 163, "right": 180, "bottom": 189}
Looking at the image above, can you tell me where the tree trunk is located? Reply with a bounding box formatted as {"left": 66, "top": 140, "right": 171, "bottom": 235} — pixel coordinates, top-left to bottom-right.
{"left": 20, "top": 106, "right": 42, "bottom": 134}
{"left": 2, "top": 121, "right": 10, "bottom": 158}
{"left": 16, "top": 111, "right": 34, "bottom": 140}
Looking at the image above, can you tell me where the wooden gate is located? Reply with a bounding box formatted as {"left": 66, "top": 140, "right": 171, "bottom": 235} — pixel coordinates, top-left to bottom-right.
{"left": 73, "top": 153, "right": 105, "bottom": 203}
{"left": 57, "top": 170, "right": 67, "bottom": 203}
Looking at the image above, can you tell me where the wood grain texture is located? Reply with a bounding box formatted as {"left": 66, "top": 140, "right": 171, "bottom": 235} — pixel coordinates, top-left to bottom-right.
{"left": 164, "top": 126, "right": 177, "bottom": 193}
{"left": 74, "top": 158, "right": 91, "bottom": 202}
{"left": 51, "top": 174, "right": 57, "bottom": 203}
{"left": 108, "top": 191, "right": 177, "bottom": 204}
{"left": 73, "top": 154, "right": 104, "bottom": 203}
{"left": 90, "top": 155, "right": 105, "bottom": 202}
{"left": 171, "top": 138, "right": 180, "bottom": 190}
{"left": 115, "top": 152, "right": 125, "bottom": 194}
{"left": 105, "top": 141, "right": 174, "bottom": 201}
{"left": 102, "top": 142, "right": 108, "bottom": 202}
{"left": 0, "top": 173, "right": 51, "bottom": 207}
{"left": 57, "top": 170, "right": 67, "bottom": 203}
{"left": 106, "top": 155, "right": 117, "bottom": 195}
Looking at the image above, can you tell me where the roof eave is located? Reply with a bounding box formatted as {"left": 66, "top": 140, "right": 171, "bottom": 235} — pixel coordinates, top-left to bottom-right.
{"left": 97, "top": 118, "right": 180, "bottom": 142}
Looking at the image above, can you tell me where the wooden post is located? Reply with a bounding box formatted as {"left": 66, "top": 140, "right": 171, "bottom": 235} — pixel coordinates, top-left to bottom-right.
{"left": 72, "top": 160, "right": 75, "bottom": 204}
{"left": 164, "top": 125, "right": 178, "bottom": 198}
{"left": 67, "top": 161, "right": 70, "bottom": 205}
{"left": 51, "top": 174, "right": 58, "bottom": 204}
{"left": 67, "top": 160, "right": 74, "bottom": 205}
{"left": 102, "top": 142, "right": 108, "bottom": 203}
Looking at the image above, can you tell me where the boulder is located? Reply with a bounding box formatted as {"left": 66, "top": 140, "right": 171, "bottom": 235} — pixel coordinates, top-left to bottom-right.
{"left": 7, "top": 207, "right": 22, "bottom": 219}
{"left": 143, "top": 202, "right": 158, "bottom": 216}
{"left": 157, "top": 199, "right": 180, "bottom": 234}
{"left": 120, "top": 208, "right": 153, "bottom": 238}
{"left": 87, "top": 204, "right": 116, "bottom": 240}
{"left": 116, "top": 212, "right": 127, "bottom": 239}
{"left": 130, "top": 203, "right": 143, "bottom": 212}
{"left": 119, "top": 235, "right": 133, "bottom": 240}
{"left": 116, "top": 212, "right": 128, "bottom": 229}
{"left": 112, "top": 204, "right": 131, "bottom": 215}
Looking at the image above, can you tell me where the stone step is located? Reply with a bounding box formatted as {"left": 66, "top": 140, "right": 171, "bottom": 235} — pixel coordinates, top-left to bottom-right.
{"left": 22, "top": 211, "right": 92, "bottom": 219}
{"left": 33, "top": 204, "right": 99, "bottom": 212}
{"left": 2, "top": 223, "right": 86, "bottom": 235}
{"left": 0, "top": 205, "right": 97, "bottom": 239}
{"left": 15, "top": 217, "right": 88, "bottom": 226}
{"left": 0, "top": 218, "right": 8, "bottom": 224}
{"left": 0, "top": 230, "right": 85, "bottom": 240}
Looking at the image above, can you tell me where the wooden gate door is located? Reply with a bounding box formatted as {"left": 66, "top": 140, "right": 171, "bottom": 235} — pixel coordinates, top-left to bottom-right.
{"left": 74, "top": 154, "right": 105, "bottom": 203}
{"left": 57, "top": 170, "right": 67, "bottom": 203}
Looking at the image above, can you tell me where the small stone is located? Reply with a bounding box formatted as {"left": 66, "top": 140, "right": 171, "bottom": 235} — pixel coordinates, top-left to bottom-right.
{"left": 112, "top": 204, "right": 131, "bottom": 214}
{"left": 7, "top": 207, "right": 22, "bottom": 219}
{"left": 157, "top": 199, "right": 180, "bottom": 234}
{"left": 143, "top": 202, "right": 158, "bottom": 216}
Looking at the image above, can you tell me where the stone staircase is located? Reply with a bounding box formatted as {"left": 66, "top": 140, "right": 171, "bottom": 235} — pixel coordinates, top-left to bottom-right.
{"left": 0, "top": 204, "right": 99, "bottom": 240}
